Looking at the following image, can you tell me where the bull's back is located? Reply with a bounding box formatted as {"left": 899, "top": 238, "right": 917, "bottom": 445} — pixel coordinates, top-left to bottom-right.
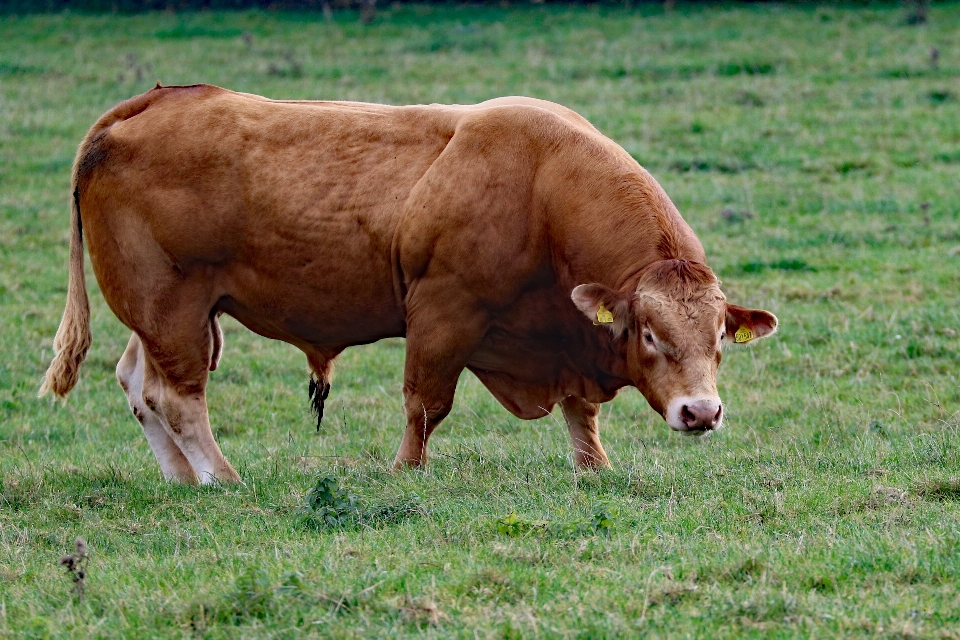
{"left": 78, "top": 85, "right": 464, "bottom": 347}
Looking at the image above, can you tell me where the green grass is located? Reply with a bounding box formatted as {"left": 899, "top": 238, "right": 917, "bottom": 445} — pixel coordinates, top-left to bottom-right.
{"left": 2, "top": 2, "right": 960, "bottom": 637}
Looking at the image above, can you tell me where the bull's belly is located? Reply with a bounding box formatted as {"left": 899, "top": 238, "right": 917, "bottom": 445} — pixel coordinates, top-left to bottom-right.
{"left": 218, "top": 293, "right": 405, "bottom": 350}
{"left": 215, "top": 253, "right": 406, "bottom": 350}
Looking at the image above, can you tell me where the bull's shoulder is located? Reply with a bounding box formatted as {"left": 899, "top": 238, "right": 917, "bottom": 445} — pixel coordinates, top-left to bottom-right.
{"left": 447, "top": 100, "right": 618, "bottom": 165}
{"left": 469, "top": 97, "right": 599, "bottom": 134}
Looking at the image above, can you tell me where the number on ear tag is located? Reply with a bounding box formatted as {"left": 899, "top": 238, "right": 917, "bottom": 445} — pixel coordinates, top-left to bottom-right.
{"left": 595, "top": 302, "right": 614, "bottom": 325}
{"left": 735, "top": 326, "right": 754, "bottom": 343}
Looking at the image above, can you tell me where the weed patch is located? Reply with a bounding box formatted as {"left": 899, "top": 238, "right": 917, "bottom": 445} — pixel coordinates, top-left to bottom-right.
{"left": 296, "top": 473, "right": 425, "bottom": 530}
{"left": 297, "top": 474, "right": 362, "bottom": 528}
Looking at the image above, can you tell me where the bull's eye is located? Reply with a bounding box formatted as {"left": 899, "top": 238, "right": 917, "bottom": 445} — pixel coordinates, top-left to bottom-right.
{"left": 643, "top": 330, "right": 655, "bottom": 346}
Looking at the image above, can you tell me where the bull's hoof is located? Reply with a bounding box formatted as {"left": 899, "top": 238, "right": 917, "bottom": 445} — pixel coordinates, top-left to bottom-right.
{"left": 574, "top": 457, "right": 611, "bottom": 470}
{"left": 214, "top": 466, "right": 243, "bottom": 484}
{"left": 392, "top": 456, "right": 425, "bottom": 471}
{"left": 167, "top": 471, "right": 201, "bottom": 485}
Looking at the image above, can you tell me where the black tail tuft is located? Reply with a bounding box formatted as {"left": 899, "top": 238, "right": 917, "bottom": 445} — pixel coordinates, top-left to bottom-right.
{"left": 308, "top": 375, "right": 331, "bottom": 432}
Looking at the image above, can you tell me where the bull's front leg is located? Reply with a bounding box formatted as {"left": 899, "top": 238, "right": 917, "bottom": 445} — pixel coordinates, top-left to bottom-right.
{"left": 394, "top": 382, "right": 456, "bottom": 469}
{"left": 394, "top": 309, "right": 488, "bottom": 470}
{"left": 560, "top": 396, "right": 610, "bottom": 469}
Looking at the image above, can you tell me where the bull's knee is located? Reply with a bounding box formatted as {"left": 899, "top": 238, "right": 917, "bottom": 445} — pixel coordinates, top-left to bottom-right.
{"left": 142, "top": 394, "right": 154, "bottom": 409}
{"left": 404, "top": 395, "right": 452, "bottom": 426}
{"left": 116, "top": 340, "right": 148, "bottom": 423}
{"left": 116, "top": 336, "right": 140, "bottom": 394}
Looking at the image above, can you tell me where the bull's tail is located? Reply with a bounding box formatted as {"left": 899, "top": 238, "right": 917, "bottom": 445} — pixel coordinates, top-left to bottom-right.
{"left": 39, "top": 184, "right": 91, "bottom": 399}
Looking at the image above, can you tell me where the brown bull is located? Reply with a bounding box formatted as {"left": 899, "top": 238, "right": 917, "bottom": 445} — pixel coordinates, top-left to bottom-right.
{"left": 41, "top": 85, "right": 777, "bottom": 484}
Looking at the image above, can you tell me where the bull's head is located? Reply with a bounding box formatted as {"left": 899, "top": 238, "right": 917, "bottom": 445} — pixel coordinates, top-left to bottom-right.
{"left": 572, "top": 259, "right": 777, "bottom": 434}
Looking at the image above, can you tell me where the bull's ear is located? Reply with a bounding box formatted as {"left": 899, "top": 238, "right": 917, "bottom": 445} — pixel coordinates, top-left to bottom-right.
{"left": 571, "top": 284, "right": 632, "bottom": 336}
{"left": 725, "top": 304, "right": 778, "bottom": 344}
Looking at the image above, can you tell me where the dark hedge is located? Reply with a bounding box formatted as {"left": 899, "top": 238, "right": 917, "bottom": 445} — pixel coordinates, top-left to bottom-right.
{"left": 4, "top": 0, "right": 324, "bottom": 11}
{"left": 0, "top": 0, "right": 905, "bottom": 15}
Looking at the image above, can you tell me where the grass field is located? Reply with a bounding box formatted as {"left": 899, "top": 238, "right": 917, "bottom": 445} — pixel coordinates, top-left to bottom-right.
{"left": 2, "top": 2, "right": 960, "bottom": 637}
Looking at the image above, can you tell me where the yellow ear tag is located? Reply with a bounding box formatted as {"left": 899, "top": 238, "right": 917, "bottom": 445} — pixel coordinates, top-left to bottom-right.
{"left": 595, "top": 302, "right": 615, "bottom": 325}
{"left": 735, "top": 326, "right": 754, "bottom": 343}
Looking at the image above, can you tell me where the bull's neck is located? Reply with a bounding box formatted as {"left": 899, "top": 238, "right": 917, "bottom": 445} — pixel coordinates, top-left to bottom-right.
{"left": 600, "top": 332, "right": 632, "bottom": 384}
{"left": 561, "top": 237, "right": 701, "bottom": 297}
{"left": 556, "top": 173, "right": 706, "bottom": 295}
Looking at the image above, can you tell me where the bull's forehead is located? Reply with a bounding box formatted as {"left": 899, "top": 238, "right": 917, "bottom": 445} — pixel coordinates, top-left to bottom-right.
{"left": 635, "top": 287, "right": 725, "bottom": 331}
{"left": 632, "top": 260, "right": 726, "bottom": 346}
{"left": 633, "top": 268, "right": 726, "bottom": 355}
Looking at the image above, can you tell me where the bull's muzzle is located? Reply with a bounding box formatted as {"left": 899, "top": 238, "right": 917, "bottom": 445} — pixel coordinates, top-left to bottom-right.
{"left": 666, "top": 397, "right": 723, "bottom": 435}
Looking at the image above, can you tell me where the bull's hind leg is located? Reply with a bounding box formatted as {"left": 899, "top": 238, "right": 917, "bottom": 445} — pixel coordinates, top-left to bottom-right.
{"left": 560, "top": 396, "right": 610, "bottom": 469}
{"left": 143, "top": 369, "right": 240, "bottom": 485}
{"left": 117, "top": 313, "right": 240, "bottom": 485}
{"left": 117, "top": 333, "right": 198, "bottom": 483}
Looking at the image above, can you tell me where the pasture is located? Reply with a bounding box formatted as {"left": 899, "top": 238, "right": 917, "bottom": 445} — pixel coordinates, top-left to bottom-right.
{"left": 2, "top": 2, "right": 959, "bottom": 636}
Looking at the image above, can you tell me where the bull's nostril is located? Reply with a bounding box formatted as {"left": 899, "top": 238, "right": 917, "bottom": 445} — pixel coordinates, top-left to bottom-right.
{"left": 681, "top": 405, "right": 696, "bottom": 425}
{"left": 714, "top": 405, "right": 723, "bottom": 423}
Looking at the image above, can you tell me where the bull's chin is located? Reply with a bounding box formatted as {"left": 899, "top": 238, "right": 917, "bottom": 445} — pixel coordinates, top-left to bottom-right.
{"left": 675, "top": 426, "right": 713, "bottom": 438}
{"left": 667, "top": 420, "right": 724, "bottom": 437}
